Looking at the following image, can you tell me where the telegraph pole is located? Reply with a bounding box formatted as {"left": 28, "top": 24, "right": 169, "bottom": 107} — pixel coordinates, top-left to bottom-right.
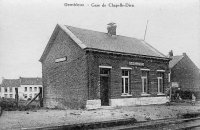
{"left": 144, "top": 20, "right": 149, "bottom": 41}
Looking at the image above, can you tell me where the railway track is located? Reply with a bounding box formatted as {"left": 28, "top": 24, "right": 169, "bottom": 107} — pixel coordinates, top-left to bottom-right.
{"left": 95, "top": 117, "right": 200, "bottom": 130}
{"left": 22, "top": 113, "right": 200, "bottom": 130}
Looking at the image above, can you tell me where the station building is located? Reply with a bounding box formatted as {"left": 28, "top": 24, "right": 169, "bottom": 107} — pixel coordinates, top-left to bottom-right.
{"left": 40, "top": 23, "right": 171, "bottom": 109}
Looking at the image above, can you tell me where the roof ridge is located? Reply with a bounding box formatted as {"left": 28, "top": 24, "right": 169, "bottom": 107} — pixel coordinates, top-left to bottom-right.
{"left": 65, "top": 25, "right": 141, "bottom": 40}
{"left": 172, "top": 55, "right": 184, "bottom": 57}
{"left": 3, "top": 78, "right": 19, "bottom": 80}
{"left": 20, "top": 77, "right": 42, "bottom": 78}
{"left": 65, "top": 25, "right": 107, "bottom": 34}
{"left": 59, "top": 24, "right": 87, "bottom": 49}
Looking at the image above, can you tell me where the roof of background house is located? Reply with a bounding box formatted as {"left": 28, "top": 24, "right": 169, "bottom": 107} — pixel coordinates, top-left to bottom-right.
{"left": 40, "top": 24, "right": 170, "bottom": 62}
{"left": 1, "top": 79, "right": 20, "bottom": 87}
{"left": 20, "top": 77, "right": 42, "bottom": 85}
{"left": 169, "top": 55, "right": 184, "bottom": 69}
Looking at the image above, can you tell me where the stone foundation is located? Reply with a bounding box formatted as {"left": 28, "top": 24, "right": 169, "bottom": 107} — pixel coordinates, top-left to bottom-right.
{"left": 86, "top": 97, "right": 169, "bottom": 109}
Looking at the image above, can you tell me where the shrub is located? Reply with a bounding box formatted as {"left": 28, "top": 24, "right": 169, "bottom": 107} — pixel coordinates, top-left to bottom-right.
{"left": 0, "top": 98, "right": 18, "bottom": 111}
{"left": 172, "top": 90, "right": 195, "bottom": 100}
{"left": 0, "top": 98, "right": 41, "bottom": 111}
{"left": 180, "top": 90, "right": 193, "bottom": 100}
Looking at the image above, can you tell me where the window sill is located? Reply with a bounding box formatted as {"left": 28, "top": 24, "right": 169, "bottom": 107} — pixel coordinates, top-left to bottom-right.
{"left": 121, "top": 93, "right": 132, "bottom": 97}
{"left": 141, "top": 93, "right": 151, "bottom": 96}
{"left": 157, "top": 93, "right": 165, "bottom": 96}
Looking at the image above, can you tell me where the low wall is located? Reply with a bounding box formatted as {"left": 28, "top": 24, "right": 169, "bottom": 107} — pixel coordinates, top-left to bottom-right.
{"left": 86, "top": 99, "right": 101, "bottom": 109}
{"left": 110, "top": 96, "right": 169, "bottom": 107}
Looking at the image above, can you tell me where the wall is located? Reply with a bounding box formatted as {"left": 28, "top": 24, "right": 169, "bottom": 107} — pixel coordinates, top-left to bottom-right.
{"left": 42, "top": 28, "right": 88, "bottom": 109}
{"left": 0, "top": 85, "right": 42, "bottom": 100}
{"left": 87, "top": 52, "right": 169, "bottom": 100}
{"left": 171, "top": 55, "right": 200, "bottom": 92}
{"left": 0, "top": 87, "right": 16, "bottom": 98}
{"left": 18, "top": 85, "right": 42, "bottom": 100}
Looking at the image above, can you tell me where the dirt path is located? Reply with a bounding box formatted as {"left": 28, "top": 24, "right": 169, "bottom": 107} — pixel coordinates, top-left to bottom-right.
{"left": 0, "top": 103, "right": 200, "bottom": 130}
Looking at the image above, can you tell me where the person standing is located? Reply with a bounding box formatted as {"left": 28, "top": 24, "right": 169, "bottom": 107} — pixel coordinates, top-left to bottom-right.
{"left": 192, "top": 93, "right": 196, "bottom": 105}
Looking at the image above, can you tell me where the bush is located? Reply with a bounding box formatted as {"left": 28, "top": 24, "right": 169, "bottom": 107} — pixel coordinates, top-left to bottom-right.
{"left": 0, "top": 98, "right": 41, "bottom": 111}
{"left": 172, "top": 90, "right": 195, "bottom": 100}
{"left": 181, "top": 90, "right": 193, "bottom": 99}
{"left": 0, "top": 98, "right": 18, "bottom": 111}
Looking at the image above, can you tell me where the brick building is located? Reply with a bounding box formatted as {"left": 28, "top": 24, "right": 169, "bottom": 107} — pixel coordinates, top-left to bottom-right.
{"left": 169, "top": 51, "right": 200, "bottom": 92}
{"left": 40, "top": 23, "right": 171, "bottom": 109}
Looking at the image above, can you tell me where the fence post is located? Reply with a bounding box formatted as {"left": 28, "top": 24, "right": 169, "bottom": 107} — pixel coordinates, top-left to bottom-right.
{"left": 39, "top": 87, "right": 43, "bottom": 107}
{"left": 15, "top": 88, "right": 18, "bottom": 108}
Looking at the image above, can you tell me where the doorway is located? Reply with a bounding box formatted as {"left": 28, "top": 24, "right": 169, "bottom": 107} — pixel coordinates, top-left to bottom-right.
{"left": 100, "top": 68, "right": 110, "bottom": 106}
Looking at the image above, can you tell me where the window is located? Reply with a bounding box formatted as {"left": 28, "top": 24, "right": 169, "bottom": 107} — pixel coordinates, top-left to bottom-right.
{"left": 4, "top": 88, "right": 7, "bottom": 93}
{"left": 30, "top": 87, "right": 32, "bottom": 92}
{"left": 100, "top": 68, "right": 110, "bottom": 75}
{"left": 4, "top": 94, "right": 7, "bottom": 98}
{"left": 25, "top": 87, "right": 27, "bottom": 92}
{"left": 157, "top": 72, "right": 164, "bottom": 93}
{"left": 24, "top": 94, "right": 27, "bottom": 98}
{"left": 10, "top": 87, "right": 12, "bottom": 92}
{"left": 122, "top": 70, "right": 130, "bottom": 94}
{"left": 10, "top": 94, "right": 13, "bottom": 98}
{"left": 29, "top": 94, "right": 32, "bottom": 99}
{"left": 141, "top": 71, "right": 149, "bottom": 94}
{"left": 34, "top": 87, "right": 37, "bottom": 92}
{"left": 55, "top": 56, "right": 67, "bottom": 63}
{"left": 168, "top": 72, "right": 171, "bottom": 82}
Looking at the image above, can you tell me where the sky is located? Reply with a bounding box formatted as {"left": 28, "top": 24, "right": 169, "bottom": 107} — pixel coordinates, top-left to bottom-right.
{"left": 0, "top": 0, "right": 200, "bottom": 80}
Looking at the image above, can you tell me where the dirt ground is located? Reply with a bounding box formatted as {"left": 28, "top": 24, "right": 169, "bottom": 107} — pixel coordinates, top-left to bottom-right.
{"left": 0, "top": 102, "right": 200, "bottom": 130}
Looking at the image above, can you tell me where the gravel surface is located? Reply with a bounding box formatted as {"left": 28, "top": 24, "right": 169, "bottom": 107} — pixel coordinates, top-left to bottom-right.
{"left": 0, "top": 103, "right": 200, "bottom": 130}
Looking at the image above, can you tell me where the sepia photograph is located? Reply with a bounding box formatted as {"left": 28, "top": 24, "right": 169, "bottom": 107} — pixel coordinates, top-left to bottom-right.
{"left": 0, "top": 0, "right": 200, "bottom": 129}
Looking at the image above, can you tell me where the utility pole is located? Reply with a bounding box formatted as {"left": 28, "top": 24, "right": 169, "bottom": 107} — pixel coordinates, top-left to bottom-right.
{"left": 144, "top": 20, "right": 149, "bottom": 41}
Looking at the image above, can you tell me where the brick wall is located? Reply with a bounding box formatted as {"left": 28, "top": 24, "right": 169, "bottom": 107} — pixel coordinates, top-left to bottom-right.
{"left": 42, "top": 28, "right": 88, "bottom": 109}
{"left": 171, "top": 55, "right": 200, "bottom": 92}
{"left": 87, "top": 52, "right": 169, "bottom": 100}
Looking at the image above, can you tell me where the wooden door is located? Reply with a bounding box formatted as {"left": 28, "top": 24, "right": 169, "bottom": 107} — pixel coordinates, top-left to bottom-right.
{"left": 100, "top": 76, "right": 110, "bottom": 106}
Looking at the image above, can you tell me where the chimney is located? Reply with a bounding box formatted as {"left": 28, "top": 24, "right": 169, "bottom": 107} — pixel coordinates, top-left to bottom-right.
{"left": 107, "top": 22, "right": 117, "bottom": 36}
{"left": 1, "top": 77, "right": 4, "bottom": 83}
{"left": 169, "top": 50, "right": 173, "bottom": 57}
{"left": 183, "top": 52, "right": 186, "bottom": 56}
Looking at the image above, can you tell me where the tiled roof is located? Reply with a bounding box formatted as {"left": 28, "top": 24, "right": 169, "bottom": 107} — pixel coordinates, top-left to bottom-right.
{"left": 20, "top": 77, "right": 42, "bottom": 85}
{"left": 65, "top": 25, "right": 167, "bottom": 58}
{"left": 1, "top": 79, "right": 20, "bottom": 87}
{"left": 169, "top": 55, "right": 184, "bottom": 68}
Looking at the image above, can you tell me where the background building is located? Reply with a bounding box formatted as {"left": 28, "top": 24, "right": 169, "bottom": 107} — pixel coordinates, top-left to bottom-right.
{"left": 169, "top": 51, "right": 200, "bottom": 93}
{"left": 0, "top": 78, "right": 19, "bottom": 98}
{"left": 0, "top": 77, "right": 42, "bottom": 100}
{"left": 18, "top": 77, "right": 43, "bottom": 100}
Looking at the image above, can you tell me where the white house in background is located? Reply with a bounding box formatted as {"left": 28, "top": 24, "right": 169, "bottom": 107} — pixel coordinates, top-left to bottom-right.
{"left": 18, "top": 77, "right": 42, "bottom": 100}
{"left": 0, "top": 79, "right": 19, "bottom": 98}
{"left": 0, "top": 77, "right": 42, "bottom": 100}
